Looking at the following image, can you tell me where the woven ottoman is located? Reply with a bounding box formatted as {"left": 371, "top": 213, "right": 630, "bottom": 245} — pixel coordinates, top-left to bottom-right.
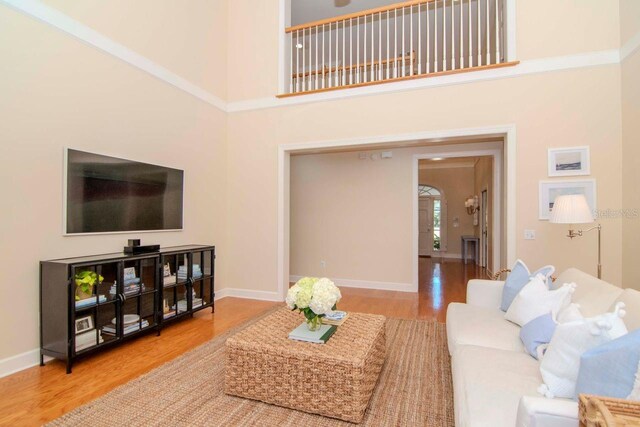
{"left": 225, "top": 307, "right": 386, "bottom": 423}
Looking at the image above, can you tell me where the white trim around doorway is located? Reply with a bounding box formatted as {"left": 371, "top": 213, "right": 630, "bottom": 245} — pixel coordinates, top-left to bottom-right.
{"left": 413, "top": 148, "right": 503, "bottom": 292}
{"left": 278, "top": 125, "right": 517, "bottom": 300}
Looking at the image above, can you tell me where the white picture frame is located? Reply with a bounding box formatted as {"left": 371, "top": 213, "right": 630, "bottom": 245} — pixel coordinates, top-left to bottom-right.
{"left": 548, "top": 146, "right": 590, "bottom": 177}
{"left": 539, "top": 179, "right": 596, "bottom": 220}
{"left": 75, "top": 315, "right": 94, "bottom": 335}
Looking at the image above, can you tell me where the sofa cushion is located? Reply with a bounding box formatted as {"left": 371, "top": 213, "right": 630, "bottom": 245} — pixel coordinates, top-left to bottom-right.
{"left": 505, "top": 277, "right": 574, "bottom": 327}
{"left": 553, "top": 268, "right": 622, "bottom": 317}
{"left": 451, "top": 345, "right": 555, "bottom": 427}
{"left": 447, "top": 303, "right": 523, "bottom": 354}
{"left": 613, "top": 288, "right": 640, "bottom": 331}
{"left": 500, "top": 259, "right": 555, "bottom": 311}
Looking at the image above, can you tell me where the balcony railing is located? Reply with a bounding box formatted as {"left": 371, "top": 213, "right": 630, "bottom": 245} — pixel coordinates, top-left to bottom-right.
{"left": 281, "top": 0, "right": 516, "bottom": 97}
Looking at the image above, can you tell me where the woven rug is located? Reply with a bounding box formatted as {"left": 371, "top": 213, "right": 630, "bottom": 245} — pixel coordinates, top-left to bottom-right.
{"left": 49, "top": 309, "right": 454, "bottom": 426}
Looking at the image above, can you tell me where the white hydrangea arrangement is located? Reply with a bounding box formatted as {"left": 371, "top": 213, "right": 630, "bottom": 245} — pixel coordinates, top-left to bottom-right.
{"left": 286, "top": 277, "right": 342, "bottom": 330}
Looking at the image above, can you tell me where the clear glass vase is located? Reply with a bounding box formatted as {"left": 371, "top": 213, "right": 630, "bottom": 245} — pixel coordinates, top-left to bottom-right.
{"left": 306, "top": 315, "right": 322, "bottom": 331}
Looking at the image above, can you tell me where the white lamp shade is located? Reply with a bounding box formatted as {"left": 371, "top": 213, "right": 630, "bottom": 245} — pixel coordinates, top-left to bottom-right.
{"left": 549, "top": 194, "right": 594, "bottom": 224}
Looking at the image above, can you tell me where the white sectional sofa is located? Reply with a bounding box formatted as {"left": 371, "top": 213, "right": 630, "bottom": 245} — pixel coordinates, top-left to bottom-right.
{"left": 446, "top": 268, "right": 640, "bottom": 427}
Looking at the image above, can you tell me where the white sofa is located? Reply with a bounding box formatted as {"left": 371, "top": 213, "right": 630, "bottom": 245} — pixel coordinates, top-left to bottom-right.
{"left": 446, "top": 268, "right": 640, "bottom": 427}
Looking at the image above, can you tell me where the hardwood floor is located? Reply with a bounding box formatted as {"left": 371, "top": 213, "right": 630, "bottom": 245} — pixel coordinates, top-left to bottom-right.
{"left": 0, "top": 258, "right": 485, "bottom": 426}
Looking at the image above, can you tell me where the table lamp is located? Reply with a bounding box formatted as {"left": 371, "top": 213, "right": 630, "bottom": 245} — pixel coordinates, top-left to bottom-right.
{"left": 549, "top": 194, "right": 602, "bottom": 279}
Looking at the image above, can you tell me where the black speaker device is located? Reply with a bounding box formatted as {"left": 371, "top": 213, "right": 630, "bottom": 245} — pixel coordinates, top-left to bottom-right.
{"left": 124, "top": 239, "right": 160, "bottom": 255}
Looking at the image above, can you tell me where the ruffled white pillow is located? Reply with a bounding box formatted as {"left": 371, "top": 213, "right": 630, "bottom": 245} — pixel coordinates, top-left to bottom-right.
{"left": 557, "top": 303, "right": 583, "bottom": 324}
{"left": 504, "top": 275, "right": 575, "bottom": 327}
{"left": 539, "top": 303, "right": 628, "bottom": 399}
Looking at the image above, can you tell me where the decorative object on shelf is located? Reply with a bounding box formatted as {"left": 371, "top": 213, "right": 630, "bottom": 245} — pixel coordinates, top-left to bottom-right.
{"left": 286, "top": 277, "right": 342, "bottom": 331}
{"left": 539, "top": 179, "right": 596, "bottom": 220}
{"left": 548, "top": 146, "right": 590, "bottom": 177}
{"left": 550, "top": 194, "right": 603, "bottom": 279}
{"left": 74, "top": 270, "right": 103, "bottom": 301}
{"left": 465, "top": 195, "right": 479, "bottom": 215}
{"left": 74, "top": 315, "right": 94, "bottom": 334}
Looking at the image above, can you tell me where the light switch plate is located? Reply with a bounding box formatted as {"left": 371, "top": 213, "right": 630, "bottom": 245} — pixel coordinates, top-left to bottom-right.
{"left": 524, "top": 229, "right": 536, "bottom": 240}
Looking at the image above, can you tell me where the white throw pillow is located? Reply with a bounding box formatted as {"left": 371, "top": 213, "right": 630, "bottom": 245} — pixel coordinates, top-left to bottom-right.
{"left": 504, "top": 276, "right": 575, "bottom": 327}
{"left": 629, "top": 360, "right": 640, "bottom": 401}
{"left": 539, "top": 303, "right": 628, "bottom": 399}
{"left": 557, "top": 303, "right": 583, "bottom": 324}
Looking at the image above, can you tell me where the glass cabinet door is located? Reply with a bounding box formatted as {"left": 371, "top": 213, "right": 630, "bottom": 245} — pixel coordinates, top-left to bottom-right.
{"left": 121, "top": 257, "right": 158, "bottom": 336}
{"left": 71, "top": 262, "right": 119, "bottom": 353}
{"left": 192, "top": 250, "right": 214, "bottom": 310}
{"left": 160, "top": 253, "right": 191, "bottom": 320}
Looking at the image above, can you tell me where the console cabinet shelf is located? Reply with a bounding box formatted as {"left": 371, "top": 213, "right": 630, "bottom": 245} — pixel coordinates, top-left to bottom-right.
{"left": 40, "top": 245, "right": 215, "bottom": 373}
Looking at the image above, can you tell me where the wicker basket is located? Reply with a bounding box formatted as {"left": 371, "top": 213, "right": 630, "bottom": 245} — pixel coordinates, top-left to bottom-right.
{"left": 579, "top": 394, "right": 640, "bottom": 427}
{"left": 225, "top": 307, "right": 386, "bottom": 423}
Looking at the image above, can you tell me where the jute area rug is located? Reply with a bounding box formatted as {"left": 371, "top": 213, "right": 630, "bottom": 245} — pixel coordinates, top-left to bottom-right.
{"left": 49, "top": 308, "right": 454, "bottom": 427}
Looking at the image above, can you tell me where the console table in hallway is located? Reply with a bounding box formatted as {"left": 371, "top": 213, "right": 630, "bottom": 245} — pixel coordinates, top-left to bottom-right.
{"left": 461, "top": 235, "right": 479, "bottom": 265}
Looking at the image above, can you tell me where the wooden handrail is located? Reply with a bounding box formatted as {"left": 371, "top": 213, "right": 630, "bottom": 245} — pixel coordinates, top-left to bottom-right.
{"left": 285, "top": 0, "right": 434, "bottom": 34}
{"left": 293, "top": 51, "right": 415, "bottom": 79}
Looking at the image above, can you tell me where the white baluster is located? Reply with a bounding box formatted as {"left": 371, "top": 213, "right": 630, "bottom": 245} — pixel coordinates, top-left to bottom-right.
{"left": 289, "top": 32, "right": 293, "bottom": 93}
{"left": 357, "top": 17, "right": 361, "bottom": 83}
{"left": 302, "top": 28, "right": 306, "bottom": 91}
{"left": 435, "top": 1, "right": 438, "bottom": 72}
{"left": 410, "top": 5, "right": 414, "bottom": 76}
{"left": 443, "top": 0, "right": 447, "bottom": 71}
{"left": 386, "top": 10, "right": 390, "bottom": 79}
{"left": 296, "top": 30, "right": 300, "bottom": 92}
{"left": 477, "top": 0, "right": 481, "bottom": 66}
{"left": 459, "top": 0, "right": 463, "bottom": 69}
{"left": 364, "top": 15, "right": 367, "bottom": 82}
{"left": 342, "top": 20, "right": 346, "bottom": 86}
{"left": 451, "top": 0, "right": 455, "bottom": 70}
{"left": 322, "top": 24, "right": 325, "bottom": 88}
{"left": 486, "top": 0, "right": 490, "bottom": 64}
{"left": 427, "top": 2, "right": 430, "bottom": 73}
{"left": 418, "top": 3, "right": 422, "bottom": 75}
{"left": 394, "top": 8, "right": 398, "bottom": 78}
{"left": 402, "top": 7, "right": 405, "bottom": 76}
{"left": 495, "top": 0, "right": 500, "bottom": 63}
{"left": 370, "top": 13, "right": 374, "bottom": 82}
{"left": 315, "top": 26, "right": 319, "bottom": 89}
{"left": 350, "top": 18, "right": 353, "bottom": 85}
{"left": 336, "top": 19, "right": 339, "bottom": 87}
{"left": 468, "top": 0, "right": 472, "bottom": 67}
{"left": 328, "top": 23, "right": 332, "bottom": 87}
{"left": 378, "top": 12, "right": 382, "bottom": 81}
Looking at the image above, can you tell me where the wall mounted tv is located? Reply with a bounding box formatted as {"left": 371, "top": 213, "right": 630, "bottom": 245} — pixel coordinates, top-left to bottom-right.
{"left": 65, "top": 149, "right": 184, "bottom": 234}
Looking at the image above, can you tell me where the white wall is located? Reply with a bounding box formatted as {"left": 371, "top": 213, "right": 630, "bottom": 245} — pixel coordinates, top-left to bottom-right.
{"left": 0, "top": 3, "right": 227, "bottom": 366}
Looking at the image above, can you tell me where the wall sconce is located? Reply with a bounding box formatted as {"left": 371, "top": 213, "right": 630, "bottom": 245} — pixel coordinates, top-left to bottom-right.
{"left": 465, "top": 196, "right": 479, "bottom": 215}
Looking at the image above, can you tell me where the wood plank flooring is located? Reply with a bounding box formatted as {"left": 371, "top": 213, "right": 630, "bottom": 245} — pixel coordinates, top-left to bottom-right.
{"left": 0, "top": 258, "right": 485, "bottom": 426}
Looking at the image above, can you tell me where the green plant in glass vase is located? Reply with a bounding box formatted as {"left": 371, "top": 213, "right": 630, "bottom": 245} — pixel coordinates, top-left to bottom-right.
{"left": 74, "top": 270, "right": 104, "bottom": 301}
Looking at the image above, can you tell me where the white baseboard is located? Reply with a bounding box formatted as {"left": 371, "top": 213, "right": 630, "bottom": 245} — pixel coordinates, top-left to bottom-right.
{"left": 289, "top": 275, "right": 415, "bottom": 293}
{"left": 215, "top": 287, "right": 282, "bottom": 302}
{"left": 0, "top": 349, "right": 51, "bottom": 379}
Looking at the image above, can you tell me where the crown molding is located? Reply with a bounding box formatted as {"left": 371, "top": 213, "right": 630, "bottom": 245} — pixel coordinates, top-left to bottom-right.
{"left": 621, "top": 30, "right": 640, "bottom": 62}
{"left": 0, "top": 0, "right": 227, "bottom": 112}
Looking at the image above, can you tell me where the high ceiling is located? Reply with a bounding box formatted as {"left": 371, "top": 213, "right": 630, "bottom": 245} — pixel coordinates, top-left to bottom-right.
{"left": 291, "top": 0, "right": 398, "bottom": 26}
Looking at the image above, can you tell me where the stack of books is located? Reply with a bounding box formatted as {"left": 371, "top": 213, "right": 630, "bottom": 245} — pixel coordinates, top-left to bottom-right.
{"left": 163, "top": 274, "right": 176, "bottom": 287}
{"left": 177, "top": 264, "right": 203, "bottom": 281}
{"left": 75, "top": 295, "right": 107, "bottom": 309}
{"left": 163, "top": 309, "right": 176, "bottom": 319}
{"left": 173, "top": 297, "right": 203, "bottom": 312}
{"left": 322, "top": 311, "right": 349, "bottom": 326}
{"left": 102, "top": 315, "right": 149, "bottom": 336}
{"left": 108, "top": 279, "right": 145, "bottom": 297}
{"left": 75, "top": 329, "right": 103, "bottom": 351}
{"left": 288, "top": 323, "right": 338, "bottom": 344}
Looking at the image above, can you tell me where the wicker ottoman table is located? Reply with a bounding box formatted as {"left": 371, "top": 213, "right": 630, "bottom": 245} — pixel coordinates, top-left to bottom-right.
{"left": 225, "top": 307, "right": 386, "bottom": 423}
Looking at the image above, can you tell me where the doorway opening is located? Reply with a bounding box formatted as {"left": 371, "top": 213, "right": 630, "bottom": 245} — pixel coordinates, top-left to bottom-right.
{"left": 418, "top": 185, "right": 446, "bottom": 258}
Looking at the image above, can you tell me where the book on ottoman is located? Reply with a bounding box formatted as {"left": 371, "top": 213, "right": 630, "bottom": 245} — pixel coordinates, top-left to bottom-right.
{"left": 288, "top": 323, "right": 337, "bottom": 344}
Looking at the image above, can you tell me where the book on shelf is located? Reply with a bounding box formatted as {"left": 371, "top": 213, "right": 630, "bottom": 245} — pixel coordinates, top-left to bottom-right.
{"left": 102, "top": 320, "right": 150, "bottom": 336}
{"left": 163, "top": 275, "right": 176, "bottom": 286}
{"left": 288, "top": 323, "right": 338, "bottom": 344}
{"left": 177, "top": 264, "right": 203, "bottom": 280}
{"left": 75, "top": 295, "right": 107, "bottom": 309}
{"left": 75, "top": 329, "right": 103, "bottom": 351}
{"left": 163, "top": 310, "right": 176, "bottom": 319}
{"left": 172, "top": 298, "right": 203, "bottom": 311}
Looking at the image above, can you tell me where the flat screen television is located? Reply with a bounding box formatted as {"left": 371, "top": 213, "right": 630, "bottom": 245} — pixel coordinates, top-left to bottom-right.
{"left": 65, "top": 149, "right": 184, "bottom": 234}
